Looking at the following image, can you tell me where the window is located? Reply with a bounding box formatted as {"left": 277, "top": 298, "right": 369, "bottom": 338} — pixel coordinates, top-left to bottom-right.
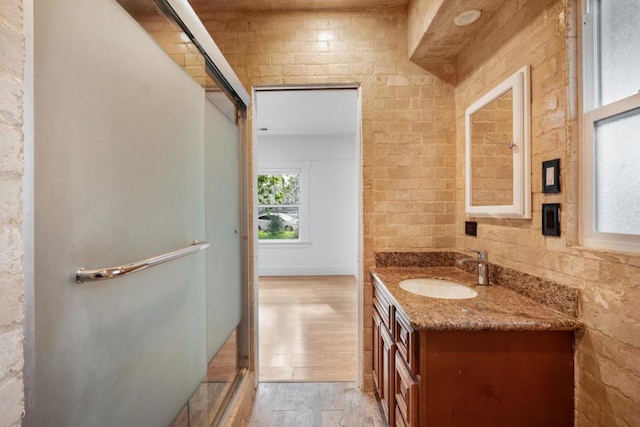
{"left": 582, "top": 0, "right": 640, "bottom": 252}
{"left": 257, "top": 170, "right": 304, "bottom": 241}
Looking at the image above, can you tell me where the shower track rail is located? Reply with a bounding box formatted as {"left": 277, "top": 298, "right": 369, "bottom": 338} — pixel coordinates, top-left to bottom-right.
{"left": 75, "top": 241, "right": 209, "bottom": 283}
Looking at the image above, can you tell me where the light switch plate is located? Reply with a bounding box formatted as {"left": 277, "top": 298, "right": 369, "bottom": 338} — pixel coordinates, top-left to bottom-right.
{"left": 465, "top": 221, "right": 478, "bottom": 236}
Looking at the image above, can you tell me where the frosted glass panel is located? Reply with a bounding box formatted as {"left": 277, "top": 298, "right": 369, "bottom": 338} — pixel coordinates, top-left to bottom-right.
{"left": 598, "top": 0, "right": 640, "bottom": 105}
{"left": 205, "top": 97, "right": 242, "bottom": 361}
{"left": 117, "top": 0, "right": 219, "bottom": 89}
{"left": 594, "top": 107, "right": 640, "bottom": 235}
{"left": 35, "top": 0, "right": 206, "bottom": 425}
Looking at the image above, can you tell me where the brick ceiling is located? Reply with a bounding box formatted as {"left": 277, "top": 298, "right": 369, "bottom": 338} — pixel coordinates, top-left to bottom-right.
{"left": 188, "top": 0, "right": 409, "bottom": 12}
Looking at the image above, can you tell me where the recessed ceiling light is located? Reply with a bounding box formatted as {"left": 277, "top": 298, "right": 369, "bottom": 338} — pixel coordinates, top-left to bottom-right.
{"left": 454, "top": 10, "right": 482, "bottom": 27}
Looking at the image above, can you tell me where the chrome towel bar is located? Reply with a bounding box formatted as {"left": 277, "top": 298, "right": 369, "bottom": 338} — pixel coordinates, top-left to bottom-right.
{"left": 75, "top": 241, "right": 210, "bottom": 283}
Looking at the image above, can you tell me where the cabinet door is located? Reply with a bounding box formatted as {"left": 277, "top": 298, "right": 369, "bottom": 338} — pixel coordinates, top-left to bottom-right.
{"left": 372, "top": 310, "right": 382, "bottom": 393}
{"left": 381, "top": 324, "right": 396, "bottom": 426}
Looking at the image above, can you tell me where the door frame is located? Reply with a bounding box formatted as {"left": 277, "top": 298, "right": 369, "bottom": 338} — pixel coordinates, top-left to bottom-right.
{"left": 251, "top": 84, "right": 364, "bottom": 388}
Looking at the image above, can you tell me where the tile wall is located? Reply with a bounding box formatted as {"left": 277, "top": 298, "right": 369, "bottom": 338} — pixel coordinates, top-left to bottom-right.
{"left": 456, "top": 0, "right": 639, "bottom": 424}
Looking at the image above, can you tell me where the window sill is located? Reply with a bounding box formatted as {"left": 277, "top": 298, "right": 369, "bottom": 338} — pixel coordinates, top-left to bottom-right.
{"left": 567, "top": 242, "right": 640, "bottom": 265}
{"left": 258, "top": 240, "right": 311, "bottom": 249}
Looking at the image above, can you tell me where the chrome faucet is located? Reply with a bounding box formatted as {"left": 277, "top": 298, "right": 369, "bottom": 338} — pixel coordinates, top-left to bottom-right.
{"left": 460, "top": 250, "right": 489, "bottom": 285}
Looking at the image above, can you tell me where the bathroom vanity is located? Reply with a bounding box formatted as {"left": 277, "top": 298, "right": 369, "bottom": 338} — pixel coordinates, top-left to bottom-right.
{"left": 370, "top": 266, "right": 582, "bottom": 427}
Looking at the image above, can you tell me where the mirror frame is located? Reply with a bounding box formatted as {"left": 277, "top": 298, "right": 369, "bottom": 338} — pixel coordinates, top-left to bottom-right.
{"left": 465, "top": 65, "right": 531, "bottom": 219}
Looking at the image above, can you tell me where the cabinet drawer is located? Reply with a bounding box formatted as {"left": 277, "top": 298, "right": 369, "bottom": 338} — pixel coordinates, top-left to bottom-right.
{"left": 373, "top": 284, "right": 393, "bottom": 330}
{"left": 395, "top": 352, "right": 418, "bottom": 427}
{"left": 394, "top": 311, "right": 417, "bottom": 372}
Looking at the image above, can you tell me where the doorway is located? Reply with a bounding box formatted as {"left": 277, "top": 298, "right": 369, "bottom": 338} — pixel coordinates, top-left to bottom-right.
{"left": 253, "top": 87, "right": 362, "bottom": 384}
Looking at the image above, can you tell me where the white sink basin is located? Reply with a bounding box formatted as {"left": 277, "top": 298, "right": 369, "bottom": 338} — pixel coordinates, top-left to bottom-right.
{"left": 399, "top": 278, "right": 478, "bottom": 300}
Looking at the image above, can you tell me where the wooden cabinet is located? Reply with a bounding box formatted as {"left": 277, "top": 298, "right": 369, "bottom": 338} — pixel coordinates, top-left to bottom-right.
{"left": 372, "top": 280, "right": 395, "bottom": 426}
{"left": 371, "top": 274, "right": 575, "bottom": 427}
{"left": 418, "top": 330, "right": 574, "bottom": 426}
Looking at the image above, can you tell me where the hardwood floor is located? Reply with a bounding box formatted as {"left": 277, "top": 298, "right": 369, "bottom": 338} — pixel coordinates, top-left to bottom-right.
{"left": 258, "top": 276, "right": 357, "bottom": 382}
{"left": 244, "top": 382, "right": 385, "bottom": 427}
{"left": 243, "top": 278, "right": 381, "bottom": 426}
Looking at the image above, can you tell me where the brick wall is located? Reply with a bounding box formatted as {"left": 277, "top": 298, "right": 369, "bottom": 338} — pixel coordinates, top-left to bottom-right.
{"left": 0, "top": 0, "right": 25, "bottom": 425}
{"left": 8, "top": 2, "right": 631, "bottom": 424}
{"left": 456, "top": 0, "right": 640, "bottom": 425}
{"left": 406, "top": 0, "right": 442, "bottom": 56}
{"left": 195, "top": 7, "right": 457, "bottom": 388}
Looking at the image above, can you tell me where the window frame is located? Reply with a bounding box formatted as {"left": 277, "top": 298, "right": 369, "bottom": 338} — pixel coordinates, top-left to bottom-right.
{"left": 581, "top": 0, "right": 640, "bottom": 252}
{"left": 257, "top": 162, "right": 310, "bottom": 246}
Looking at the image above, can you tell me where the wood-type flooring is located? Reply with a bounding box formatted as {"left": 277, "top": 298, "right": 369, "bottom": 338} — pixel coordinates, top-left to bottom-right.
{"left": 241, "top": 277, "right": 382, "bottom": 426}
{"left": 244, "top": 382, "right": 385, "bottom": 427}
{"left": 258, "top": 276, "right": 357, "bottom": 382}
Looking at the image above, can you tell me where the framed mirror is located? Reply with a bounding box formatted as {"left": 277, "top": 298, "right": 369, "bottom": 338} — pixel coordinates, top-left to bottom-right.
{"left": 465, "top": 65, "right": 531, "bottom": 218}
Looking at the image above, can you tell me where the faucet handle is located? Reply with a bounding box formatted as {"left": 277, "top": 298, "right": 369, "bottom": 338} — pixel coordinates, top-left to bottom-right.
{"left": 465, "top": 249, "right": 487, "bottom": 260}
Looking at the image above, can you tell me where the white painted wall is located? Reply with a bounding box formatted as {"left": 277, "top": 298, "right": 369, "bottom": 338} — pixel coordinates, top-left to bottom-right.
{"left": 258, "top": 134, "right": 358, "bottom": 276}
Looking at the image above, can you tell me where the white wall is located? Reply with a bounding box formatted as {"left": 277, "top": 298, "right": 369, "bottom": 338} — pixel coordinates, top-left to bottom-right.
{"left": 258, "top": 134, "right": 357, "bottom": 276}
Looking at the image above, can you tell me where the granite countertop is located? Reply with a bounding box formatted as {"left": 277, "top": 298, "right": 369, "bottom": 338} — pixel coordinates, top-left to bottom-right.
{"left": 371, "top": 267, "right": 583, "bottom": 332}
